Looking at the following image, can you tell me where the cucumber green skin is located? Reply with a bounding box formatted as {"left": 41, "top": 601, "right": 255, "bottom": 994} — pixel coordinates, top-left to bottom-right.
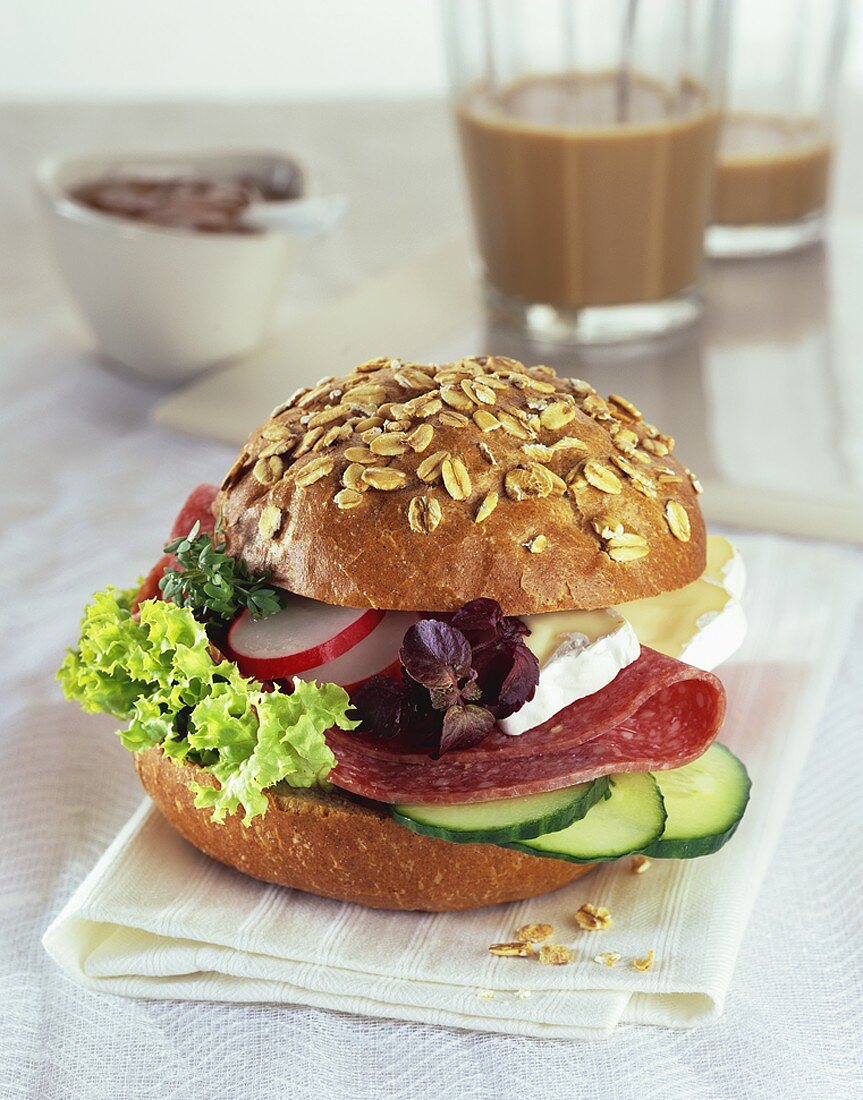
{"left": 642, "top": 748, "right": 752, "bottom": 859}
{"left": 390, "top": 775, "right": 611, "bottom": 845}
{"left": 640, "top": 817, "right": 746, "bottom": 859}
{"left": 503, "top": 774, "right": 666, "bottom": 864}
{"left": 391, "top": 743, "right": 751, "bottom": 862}
{"left": 500, "top": 844, "right": 606, "bottom": 865}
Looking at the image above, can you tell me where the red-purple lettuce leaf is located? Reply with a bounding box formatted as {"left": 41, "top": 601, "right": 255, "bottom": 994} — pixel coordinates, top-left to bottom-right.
{"left": 440, "top": 702, "right": 497, "bottom": 755}
{"left": 352, "top": 599, "right": 540, "bottom": 754}
{"left": 399, "top": 619, "right": 473, "bottom": 691}
{"left": 450, "top": 599, "right": 539, "bottom": 719}
{"left": 350, "top": 675, "right": 412, "bottom": 741}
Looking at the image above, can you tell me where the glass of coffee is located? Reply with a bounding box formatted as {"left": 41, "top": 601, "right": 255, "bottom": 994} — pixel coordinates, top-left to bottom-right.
{"left": 707, "top": 0, "right": 851, "bottom": 258}
{"left": 443, "top": 0, "right": 729, "bottom": 345}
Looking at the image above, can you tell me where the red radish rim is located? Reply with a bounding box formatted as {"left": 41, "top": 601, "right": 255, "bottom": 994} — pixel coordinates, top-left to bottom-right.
{"left": 227, "top": 605, "right": 385, "bottom": 679}
{"left": 343, "top": 657, "right": 402, "bottom": 695}
{"left": 295, "top": 612, "right": 418, "bottom": 692}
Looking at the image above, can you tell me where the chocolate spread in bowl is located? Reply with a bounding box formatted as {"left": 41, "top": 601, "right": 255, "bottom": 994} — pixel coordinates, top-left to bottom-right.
{"left": 69, "top": 174, "right": 296, "bottom": 234}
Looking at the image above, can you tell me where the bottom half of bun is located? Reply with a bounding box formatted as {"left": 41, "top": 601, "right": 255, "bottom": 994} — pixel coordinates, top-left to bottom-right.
{"left": 135, "top": 748, "right": 594, "bottom": 911}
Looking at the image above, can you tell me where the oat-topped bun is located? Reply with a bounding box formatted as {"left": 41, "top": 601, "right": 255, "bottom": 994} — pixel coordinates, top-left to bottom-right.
{"left": 217, "top": 356, "right": 706, "bottom": 613}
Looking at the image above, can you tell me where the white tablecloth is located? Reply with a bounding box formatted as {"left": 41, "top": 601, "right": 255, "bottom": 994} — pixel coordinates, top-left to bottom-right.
{"left": 3, "top": 316, "right": 862, "bottom": 1099}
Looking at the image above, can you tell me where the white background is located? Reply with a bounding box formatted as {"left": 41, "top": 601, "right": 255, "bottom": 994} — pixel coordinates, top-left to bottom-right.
{"left": 1, "top": 0, "right": 447, "bottom": 99}
{"left": 1, "top": 0, "right": 861, "bottom": 100}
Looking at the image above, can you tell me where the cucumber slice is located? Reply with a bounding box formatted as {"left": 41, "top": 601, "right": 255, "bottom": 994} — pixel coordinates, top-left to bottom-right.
{"left": 506, "top": 772, "right": 666, "bottom": 863}
{"left": 391, "top": 775, "right": 610, "bottom": 845}
{"left": 643, "top": 743, "right": 751, "bottom": 859}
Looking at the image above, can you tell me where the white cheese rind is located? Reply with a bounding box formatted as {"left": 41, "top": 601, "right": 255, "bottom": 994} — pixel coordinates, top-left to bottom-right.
{"left": 615, "top": 535, "right": 747, "bottom": 667}
{"left": 499, "top": 536, "right": 747, "bottom": 737}
{"left": 678, "top": 601, "right": 748, "bottom": 671}
{"left": 499, "top": 615, "right": 641, "bottom": 736}
{"left": 704, "top": 534, "right": 747, "bottom": 602}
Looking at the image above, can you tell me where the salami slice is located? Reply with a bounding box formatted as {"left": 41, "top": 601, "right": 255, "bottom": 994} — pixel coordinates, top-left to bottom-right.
{"left": 133, "top": 484, "right": 219, "bottom": 611}
{"left": 327, "top": 648, "right": 725, "bottom": 804}
{"left": 169, "top": 482, "right": 219, "bottom": 539}
{"left": 133, "top": 553, "right": 175, "bottom": 610}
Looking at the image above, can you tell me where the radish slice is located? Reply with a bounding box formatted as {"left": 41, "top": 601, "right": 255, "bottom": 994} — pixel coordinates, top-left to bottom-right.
{"left": 227, "top": 596, "right": 385, "bottom": 679}
{"left": 296, "top": 612, "right": 417, "bottom": 693}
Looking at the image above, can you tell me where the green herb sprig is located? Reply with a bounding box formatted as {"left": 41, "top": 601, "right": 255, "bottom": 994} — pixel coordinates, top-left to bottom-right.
{"left": 160, "top": 519, "right": 285, "bottom": 622}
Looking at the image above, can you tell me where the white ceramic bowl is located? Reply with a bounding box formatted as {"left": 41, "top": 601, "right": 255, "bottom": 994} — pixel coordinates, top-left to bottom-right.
{"left": 36, "top": 150, "right": 305, "bottom": 384}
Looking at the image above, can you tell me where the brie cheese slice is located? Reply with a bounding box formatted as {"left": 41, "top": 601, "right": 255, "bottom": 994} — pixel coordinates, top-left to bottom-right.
{"left": 498, "top": 609, "right": 640, "bottom": 736}
{"left": 616, "top": 534, "right": 747, "bottom": 671}
{"left": 704, "top": 533, "right": 746, "bottom": 602}
{"left": 500, "top": 535, "right": 747, "bottom": 736}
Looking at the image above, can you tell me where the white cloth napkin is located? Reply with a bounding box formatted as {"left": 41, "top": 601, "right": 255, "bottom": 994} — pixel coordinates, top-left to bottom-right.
{"left": 43, "top": 537, "right": 861, "bottom": 1039}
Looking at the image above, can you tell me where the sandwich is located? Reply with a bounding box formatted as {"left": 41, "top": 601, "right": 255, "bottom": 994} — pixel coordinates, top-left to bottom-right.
{"left": 59, "top": 356, "right": 750, "bottom": 911}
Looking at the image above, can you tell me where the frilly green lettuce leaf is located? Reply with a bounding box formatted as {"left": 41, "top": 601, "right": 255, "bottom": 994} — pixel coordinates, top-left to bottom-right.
{"left": 57, "top": 587, "right": 358, "bottom": 824}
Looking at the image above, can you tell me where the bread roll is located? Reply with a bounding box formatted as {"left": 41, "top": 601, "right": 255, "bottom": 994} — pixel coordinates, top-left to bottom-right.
{"left": 217, "top": 356, "right": 705, "bottom": 613}
{"left": 136, "top": 748, "right": 594, "bottom": 911}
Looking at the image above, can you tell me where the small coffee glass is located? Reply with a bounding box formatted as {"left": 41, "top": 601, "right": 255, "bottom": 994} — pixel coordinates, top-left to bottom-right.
{"left": 443, "top": 0, "right": 729, "bottom": 345}
{"left": 707, "top": 0, "right": 851, "bottom": 258}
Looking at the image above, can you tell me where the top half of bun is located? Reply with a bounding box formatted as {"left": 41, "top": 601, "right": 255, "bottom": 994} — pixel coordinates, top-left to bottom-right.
{"left": 216, "top": 356, "right": 706, "bottom": 614}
